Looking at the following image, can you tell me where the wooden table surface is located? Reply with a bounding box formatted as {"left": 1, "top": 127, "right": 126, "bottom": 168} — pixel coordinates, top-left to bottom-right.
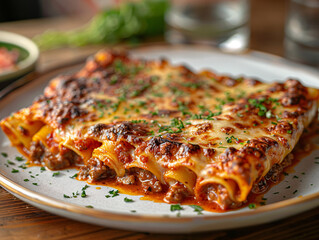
{"left": 1, "top": 0, "right": 319, "bottom": 239}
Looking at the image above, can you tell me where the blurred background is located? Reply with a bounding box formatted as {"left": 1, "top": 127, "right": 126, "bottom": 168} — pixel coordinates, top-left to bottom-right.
{"left": 0, "top": 0, "right": 318, "bottom": 67}
{"left": 0, "top": 0, "right": 287, "bottom": 54}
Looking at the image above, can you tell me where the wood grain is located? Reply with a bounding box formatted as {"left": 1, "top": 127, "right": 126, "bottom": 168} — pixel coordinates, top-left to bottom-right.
{"left": 0, "top": 0, "right": 318, "bottom": 239}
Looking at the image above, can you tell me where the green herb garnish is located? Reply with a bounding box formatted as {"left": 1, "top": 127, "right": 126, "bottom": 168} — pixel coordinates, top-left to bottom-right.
{"left": 81, "top": 191, "right": 87, "bottom": 198}
{"left": 15, "top": 156, "right": 24, "bottom": 161}
{"left": 52, "top": 172, "right": 60, "bottom": 177}
{"left": 248, "top": 203, "right": 256, "bottom": 209}
{"left": 189, "top": 205, "right": 203, "bottom": 215}
{"left": 124, "top": 197, "right": 134, "bottom": 202}
{"left": 1, "top": 152, "right": 8, "bottom": 157}
{"left": 170, "top": 204, "right": 183, "bottom": 212}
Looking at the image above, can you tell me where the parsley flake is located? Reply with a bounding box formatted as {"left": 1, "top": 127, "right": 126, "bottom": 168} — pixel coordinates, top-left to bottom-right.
{"left": 124, "top": 197, "right": 134, "bottom": 202}
{"left": 15, "top": 156, "right": 24, "bottom": 161}
{"left": 170, "top": 204, "right": 183, "bottom": 212}
{"left": 189, "top": 205, "right": 203, "bottom": 215}
{"left": 7, "top": 160, "right": 15, "bottom": 165}
{"left": 108, "top": 189, "right": 119, "bottom": 197}
{"left": 70, "top": 173, "right": 78, "bottom": 179}
{"left": 52, "top": 172, "right": 60, "bottom": 177}
{"left": 248, "top": 203, "right": 256, "bottom": 209}
{"left": 81, "top": 191, "right": 87, "bottom": 198}
{"left": 1, "top": 152, "right": 8, "bottom": 157}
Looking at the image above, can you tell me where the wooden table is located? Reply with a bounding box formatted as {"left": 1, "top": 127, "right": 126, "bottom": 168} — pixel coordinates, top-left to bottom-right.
{"left": 1, "top": 0, "right": 319, "bottom": 239}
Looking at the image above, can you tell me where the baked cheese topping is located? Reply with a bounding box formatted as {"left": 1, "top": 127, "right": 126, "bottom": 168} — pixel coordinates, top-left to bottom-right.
{"left": 1, "top": 50, "right": 318, "bottom": 210}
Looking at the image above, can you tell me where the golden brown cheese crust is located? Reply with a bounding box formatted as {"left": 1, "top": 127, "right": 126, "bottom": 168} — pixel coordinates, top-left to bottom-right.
{"left": 1, "top": 50, "right": 319, "bottom": 211}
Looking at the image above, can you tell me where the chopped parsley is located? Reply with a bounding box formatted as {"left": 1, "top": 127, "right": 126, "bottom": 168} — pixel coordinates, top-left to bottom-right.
{"left": 32, "top": 183, "right": 38, "bottom": 186}
{"left": 24, "top": 179, "right": 29, "bottom": 182}
{"left": 7, "top": 160, "right": 15, "bottom": 165}
{"left": 70, "top": 173, "right": 78, "bottom": 179}
{"left": 124, "top": 197, "right": 134, "bottom": 202}
{"left": 85, "top": 205, "right": 94, "bottom": 208}
{"left": 82, "top": 185, "right": 89, "bottom": 191}
{"left": 11, "top": 169, "right": 19, "bottom": 173}
{"left": 105, "top": 189, "right": 119, "bottom": 198}
{"left": 15, "top": 156, "right": 24, "bottom": 161}
{"left": 81, "top": 191, "right": 87, "bottom": 198}
{"left": 52, "top": 172, "right": 60, "bottom": 177}
{"left": 18, "top": 164, "right": 27, "bottom": 169}
{"left": 189, "top": 205, "right": 203, "bottom": 215}
{"left": 226, "top": 135, "right": 238, "bottom": 143}
{"left": 293, "top": 190, "right": 298, "bottom": 194}
{"left": 1, "top": 152, "right": 8, "bottom": 157}
{"left": 248, "top": 98, "right": 268, "bottom": 117}
{"left": 248, "top": 203, "right": 256, "bottom": 209}
{"left": 170, "top": 204, "right": 183, "bottom": 212}
{"left": 158, "top": 118, "right": 185, "bottom": 134}
{"left": 40, "top": 167, "right": 46, "bottom": 171}
{"left": 63, "top": 194, "right": 71, "bottom": 198}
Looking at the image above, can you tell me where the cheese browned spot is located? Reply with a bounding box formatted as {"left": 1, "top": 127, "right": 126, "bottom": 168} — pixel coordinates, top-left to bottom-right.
{"left": 1, "top": 50, "right": 319, "bottom": 211}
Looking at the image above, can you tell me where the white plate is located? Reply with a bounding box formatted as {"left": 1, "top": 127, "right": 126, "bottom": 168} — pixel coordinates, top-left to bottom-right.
{"left": 0, "top": 31, "right": 39, "bottom": 82}
{"left": 0, "top": 46, "right": 319, "bottom": 233}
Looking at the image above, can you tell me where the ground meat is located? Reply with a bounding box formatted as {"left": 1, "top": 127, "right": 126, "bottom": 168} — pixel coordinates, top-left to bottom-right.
{"left": 204, "top": 184, "right": 242, "bottom": 210}
{"left": 29, "top": 141, "right": 80, "bottom": 170}
{"left": 265, "top": 163, "right": 283, "bottom": 183}
{"left": 43, "top": 151, "right": 71, "bottom": 170}
{"left": 252, "top": 178, "right": 268, "bottom": 194}
{"left": 164, "top": 182, "right": 189, "bottom": 203}
{"left": 82, "top": 158, "right": 116, "bottom": 181}
{"left": 29, "top": 141, "right": 45, "bottom": 163}
{"left": 132, "top": 168, "right": 163, "bottom": 193}
{"left": 281, "top": 153, "right": 294, "bottom": 168}
{"left": 117, "top": 174, "right": 135, "bottom": 185}
{"left": 43, "top": 147, "right": 80, "bottom": 170}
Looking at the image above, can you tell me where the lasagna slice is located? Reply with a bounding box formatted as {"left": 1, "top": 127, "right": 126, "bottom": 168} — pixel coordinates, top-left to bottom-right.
{"left": 1, "top": 50, "right": 318, "bottom": 211}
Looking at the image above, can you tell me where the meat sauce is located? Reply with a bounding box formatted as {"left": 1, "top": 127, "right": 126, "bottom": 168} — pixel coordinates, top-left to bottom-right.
{"left": 2, "top": 50, "right": 319, "bottom": 213}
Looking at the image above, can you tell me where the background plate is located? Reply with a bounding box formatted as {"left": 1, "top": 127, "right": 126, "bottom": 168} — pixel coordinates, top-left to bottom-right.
{"left": 0, "top": 31, "right": 39, "bottom": 82}
{"left": 0, "top": 46, "right": 318, "bottom": 233}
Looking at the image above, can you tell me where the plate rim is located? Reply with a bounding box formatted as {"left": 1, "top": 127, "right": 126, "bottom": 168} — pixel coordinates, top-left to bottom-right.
{"left": 0, "top": 44, "right": 318, "bottom": 224}
{"left": 1, "top": 171, "right": 319, "bottom": 223}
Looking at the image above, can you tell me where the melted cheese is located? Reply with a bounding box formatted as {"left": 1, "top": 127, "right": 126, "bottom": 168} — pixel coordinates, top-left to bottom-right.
{"left": 1, "top": 50, "right": 319, "bottom": 209}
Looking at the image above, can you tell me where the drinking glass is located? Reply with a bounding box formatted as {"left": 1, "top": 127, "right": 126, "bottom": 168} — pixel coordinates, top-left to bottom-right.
{"left": 285, "top": 0, "right": 319, "bottom": 67}
{"left": 165, "top": 0, "right": 250, "bottom": 53}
